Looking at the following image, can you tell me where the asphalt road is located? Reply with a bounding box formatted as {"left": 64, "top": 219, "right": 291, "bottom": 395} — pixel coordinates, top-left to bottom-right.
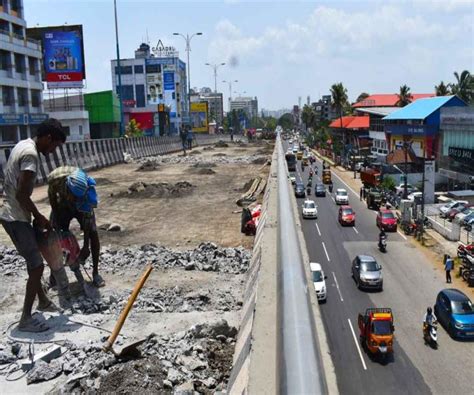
{"left": 285, "top": 142, "right": 473, "bottom": 395}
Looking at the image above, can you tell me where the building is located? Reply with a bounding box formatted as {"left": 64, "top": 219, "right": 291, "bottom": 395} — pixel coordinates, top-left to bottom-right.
{"left": 84, "top": 90, "right": 120, "bottom": 139}
{"left": 312, "top": 95, "right": 336, "bottom": 122}
{"left": 230, "top": 96, "right": 258, "bottom": 120}
{"left": 353, "top": 93, "right": 434, "bottom": 108}
{"left": 328, "top": 115, "right": 370, "bottom": 161}
{"left": 111, "top": 42, "right": 187, "bottom": 135}
{"left": 199, "top": 91, "right": 223, "bottom": 125}
{"left": 0, "top": 0, "right": 48, "bottom": 143}
{"left": 438, "top": 106, "right": 474, "bottom": 188}
{"left": 44, "top": 93, "right": 90, "bottom": 141}
{"left": 383, "top": 95, "right": 466, "bottom": 159}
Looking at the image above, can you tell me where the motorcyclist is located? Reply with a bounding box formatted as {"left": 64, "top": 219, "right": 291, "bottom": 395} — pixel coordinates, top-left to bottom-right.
{"left": 309, "top": 168, "right": 314, "bottom": 177}
{"left": 423, "top": 307, "right": 437, "bottom": 335}
{"left": 379, "top": 229, "right": 387, "bottom": 247}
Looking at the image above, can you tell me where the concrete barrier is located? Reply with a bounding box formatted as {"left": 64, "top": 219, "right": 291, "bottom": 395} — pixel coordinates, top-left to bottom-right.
{"left": 0, "top": 134, "right": 231, "bottom": 186}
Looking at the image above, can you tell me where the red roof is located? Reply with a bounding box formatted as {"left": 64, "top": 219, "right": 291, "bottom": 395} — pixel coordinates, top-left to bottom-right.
{"left": 329, "top": 115, "right": 369, "bottom": 129}
{"left": 353, "top": 94, "right": 435, "bottom": 108}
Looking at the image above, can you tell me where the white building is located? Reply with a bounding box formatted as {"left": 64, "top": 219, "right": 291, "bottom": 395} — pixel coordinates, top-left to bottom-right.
{"left": 0, "top": 0, "right": 48, "bottom": 143}
{"left": 230, "top": 96, "right": 258, "bottom": 120}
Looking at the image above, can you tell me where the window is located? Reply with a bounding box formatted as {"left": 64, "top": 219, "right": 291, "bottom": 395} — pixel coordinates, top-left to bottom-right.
{"left": 19, "top": 125, "right": 28, "bottom": 140}
{"left": 0, "top": 19, "right": 9, "bottom": 34}
{"left": 116, "top": 85, "right": 134, "bottom": 101}
{"left": 114, "top": 65, "right": 132, "bottom": 75}
{"left": 31, "top": 90, "right": 41, "bottom": 107}
{"left": 17, "top": 87, "right": 27, "bottom": 106}
{"left": 145, "top": 64, "right": 161, "bottom": 74}
{"left": 14, "top": 53, "right": 25, "bottom": 73}
{"left": 134, "top": 65, "right": 143, "bottom": 74}
{"left": 135, "top": 84, "right": 145, "bottom": 107}
{"left": 79, "top": 125, "right": 83, "bottom": 135}
{"left": 0, "top": 50, "right": 9, "bottom": 70}
{"left": 28, "top": 57, "right": 37, "bottom": 76}
{"left": 12, "top": 23, "right": 23, "bottom": 38}
{"left": 2, "top": 126, "right": 17, "bottom": 142}
{"left": 2, "top": 86, "right": 14, "bottom": 106}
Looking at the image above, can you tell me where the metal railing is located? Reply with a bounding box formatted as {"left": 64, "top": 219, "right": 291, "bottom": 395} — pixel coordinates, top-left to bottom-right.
{"left": 277, "top": 136, "right": 327, "bottom": 393}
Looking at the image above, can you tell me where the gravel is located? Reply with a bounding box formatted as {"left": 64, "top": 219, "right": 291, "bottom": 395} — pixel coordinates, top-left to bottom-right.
{"left": 135, "top": 153, "right": 268, "bottom": 166}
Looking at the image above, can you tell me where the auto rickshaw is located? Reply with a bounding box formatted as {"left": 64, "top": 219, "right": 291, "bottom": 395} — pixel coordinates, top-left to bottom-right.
{"left": 322, "top": 169, "right": 332, "bottom": 184}
{"left": 302, "top": 156, "right": 309, "bottom": 166}
{"left": 358, "top": 308, "right": 394, "bottom": 362}
{"left": 296, "top": 151, "right": 304, "bottom": 160}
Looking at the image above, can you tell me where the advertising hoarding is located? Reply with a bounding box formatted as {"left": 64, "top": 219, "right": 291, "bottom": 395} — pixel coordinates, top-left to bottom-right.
{"left": 146, "top": 73, "right": 162, "bottom": 105}
{"left": 27, "top": 25, "right": 86, "bottom": 89}
{"left": 190, "top": 102, "right": 208, "bottom": 133}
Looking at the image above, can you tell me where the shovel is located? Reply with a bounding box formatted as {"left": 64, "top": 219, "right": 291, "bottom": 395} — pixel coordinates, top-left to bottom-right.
{"left": 103, "top": 264, "right": 153, "bottom": 358}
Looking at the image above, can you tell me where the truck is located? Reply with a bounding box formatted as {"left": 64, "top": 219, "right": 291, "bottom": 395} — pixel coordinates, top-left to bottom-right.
{"left": 358, "top": 308, "right": 394, "bottom": 362}
{"left": 366, "top": 187, "right": 382, "bottom": 210}
{"left": 285, "top": 152, "right": 297, "bottom": 172}
{"left": 360, "top": 168, "right": 381, "bottom": 188}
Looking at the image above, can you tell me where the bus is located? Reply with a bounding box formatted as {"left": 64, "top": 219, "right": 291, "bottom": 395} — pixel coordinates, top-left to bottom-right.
{"left": 285, "top": 152, "right": 297, "bottom": 171}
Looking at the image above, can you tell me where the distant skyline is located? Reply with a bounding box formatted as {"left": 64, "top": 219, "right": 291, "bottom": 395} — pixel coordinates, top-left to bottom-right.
{"left": 25, "top": 0, "right": 473, "bottom": 110}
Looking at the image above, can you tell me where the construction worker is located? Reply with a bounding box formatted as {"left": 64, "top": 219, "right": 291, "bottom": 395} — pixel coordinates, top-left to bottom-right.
{"left": 0, "top": 119, "right": 67, "bottom": 332}
{"left": 47, "top": 166, "right": 104, "bottom": 287}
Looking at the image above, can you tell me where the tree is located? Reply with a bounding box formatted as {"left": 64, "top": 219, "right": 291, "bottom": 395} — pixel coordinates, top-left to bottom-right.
{"left": 356, "top": 92, "right": 370, "bottom": 104}
{"left": 301, "top": 104, "right": 316, "bottom": 129}
{"left": 125, "top": 119, "right": 143, "bottom": 137}
{"left": 396, "top": 85, "right": 412, "bottom": 107}
{"left": 278, "top": 113, "right": 294, "bottom": 130}
{"left": 435, "top": 81, "right": 450, "bottom": 96}
{"left": 450, "top": 70, "right": 473, "bottom": 103}
{"left": 330, "top": 82, "right": 349, "bottom": 155}
{"left": 381, "top": 175, "right": 396, "bottom": 191}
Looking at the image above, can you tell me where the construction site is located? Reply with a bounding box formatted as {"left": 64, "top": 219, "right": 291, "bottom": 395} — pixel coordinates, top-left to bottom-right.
{"left": 0, "top": 139, "right": 273, "bottom": 394}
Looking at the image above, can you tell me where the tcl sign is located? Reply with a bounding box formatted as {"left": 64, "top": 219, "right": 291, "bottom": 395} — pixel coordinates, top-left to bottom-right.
{"left": 58, "top": 74, "right": 71, "bottom": 80}
{"left": 46, "top": 72, "right": 83, "bottom": 83}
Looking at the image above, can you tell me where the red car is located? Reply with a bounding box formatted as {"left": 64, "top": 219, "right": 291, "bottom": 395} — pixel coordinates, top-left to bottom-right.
{"left": 376, "top": 209, "right": 397, "bottom": 231}
{"left": 339, "top": 205, "right": 356, "bottom": 226}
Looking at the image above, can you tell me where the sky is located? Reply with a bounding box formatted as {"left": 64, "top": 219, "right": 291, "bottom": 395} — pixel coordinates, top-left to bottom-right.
{"left": 24, "top": 0, "right": 474, "bottom": 110}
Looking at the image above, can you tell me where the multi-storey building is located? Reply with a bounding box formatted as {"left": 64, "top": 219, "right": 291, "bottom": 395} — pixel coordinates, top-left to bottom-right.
{"left": 0, "top": 0, "right": 47, "bottom": 143}
{"left": 230, "top": 96, "right": 258, "bottom": 120}
{"left": 312, "top": 95, "right": 336, "bottom": 122}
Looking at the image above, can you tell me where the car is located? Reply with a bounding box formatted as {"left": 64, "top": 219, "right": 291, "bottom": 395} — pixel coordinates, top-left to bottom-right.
{"left": 453, "top": 206, "right": 474, "bottom": 223}
{"left": 395, "top": 183, "right": 417, "bottom": 196}
{"left": 355, "top": 162, "right": 365, "bottom": 172}
{"left": 339, "top": 205, "right": 356, "bottom": 226}
{"left": 315, "top": 183, "right": 326, "bottom": 197}
{"left": 407, "top": 191, "right": 423, "bottom": 202}
{"left": 439, "top": 200, "right": 468, "bottom": 217}
{"left": 352, "top": 255, "right": 383, "bottom": 291}
{"left": 289, "top": 175, "right": 296, "bottom": 185}
{"left": 302, "top": 200, "right": 318, "bottom": 219}
{"left": 295, "top": 182, "right": 306, "bottom": 198}
{"left": 462, "top": 212, "right": 474, "bottom": 230}
{"left": 289, "top": 139, "right": 293, "bottom": 144}
{"left": 335, "top": 188, "right": 349, "bottom": 205}
{"left": 376, "top": 209, "right": 398, "bottom": 231}
{"left": 310, "top": 262, "right": 327, "bottom": 302}
{"left": 434, "top": 289, "right": 474, "bottom": 339}
{"left": 292, "top": 146, "right": 298, "bottom": 154}
{"left": 447, "top": 204, "right": 472, "bottom": 222}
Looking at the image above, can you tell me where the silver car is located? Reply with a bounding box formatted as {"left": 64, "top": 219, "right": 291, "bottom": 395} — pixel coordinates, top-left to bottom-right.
{"left": 352, "top": 255, "right": 383, "bottom": 291}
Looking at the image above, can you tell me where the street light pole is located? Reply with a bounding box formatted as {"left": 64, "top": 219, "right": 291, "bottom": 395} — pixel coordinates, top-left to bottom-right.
{"left": 113, "top": 0, "right": 124, "bottom": 136}
{"left": 222, "top": 79, "right": 238, "bottom": 111}
{"left": 173, "top": 32, "right": 203, "bottom": 126}
{"left": 205, "top": 62, "right": 225, "bottom": 126}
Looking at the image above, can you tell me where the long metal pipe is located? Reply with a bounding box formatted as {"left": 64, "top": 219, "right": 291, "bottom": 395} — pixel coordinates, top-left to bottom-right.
{"left": 277, "top": 135, "right": 327, "bottom": 393}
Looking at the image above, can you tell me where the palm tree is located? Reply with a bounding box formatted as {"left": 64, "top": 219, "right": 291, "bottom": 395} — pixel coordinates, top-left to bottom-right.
{"left": 356, "top": 92, "right": 370, "bottom": 104}
{"left": 330, "top": 82, "right": 349, "bottom": 155}
{"left": 451, "top": 70, "right": 473, "bottom": 103}
{"left": 434, "top": 81, "right": 450, "bottom": 96}
{"left": 396, "top": 85, "right": 412, "bottom": 107}
{"left": 302, "top": 104, "right": 316, "bottom": 130}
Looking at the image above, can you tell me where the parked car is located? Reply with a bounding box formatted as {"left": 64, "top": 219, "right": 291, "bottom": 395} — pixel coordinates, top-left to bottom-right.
{"left": 395, "top": 183, "right": 417, "bottom": 196}
{"left": 295, "top": 182, "right": 306, "bottom": 198}
{"left": 302, "top": 200, "right": 318, "bottom": 219}
{"left": 462, "top": 213, "right": 474, "bottom": 230}
{"left": 352, "top": 255, "right": 383, "bottom": 291}
{"left": 315, "top": 183, "right": 326, "bottom": 197}
{"left": 310, "top": 262, "right": 327, "bottom": 302}
{"left": 376, "top": 209, "right": 398, "bottom": 231}
{"left": 407, "top": 192, "right": 423, "bottom": 202}
{"left": 454, "top": 207, "right": 474, "bottom": 224}
{"left": 289, "top": 175, "right": 296, "bottom": 185}
{"left": 447, "top": 204, "right": 472, "bottom": 222}
{"left": 439, "top": 200, "right": 468, "bottom": 217}
{"left": 434, "top": 289, "right": 474, "bottom": 339}
{"left": 335, "top": 188, "right": 349, "bottom": 205}
{"left": 338, "top": 205, "right": 356, "bottom": 226}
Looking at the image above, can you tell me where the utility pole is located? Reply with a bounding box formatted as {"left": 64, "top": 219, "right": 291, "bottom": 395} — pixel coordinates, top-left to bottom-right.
{"left": 222, "top": 79, "right": 238, "bottom": 112}
{"left": 173, "top": 32, "right": 203, "bottom": 125}
{"left": 403, "top": 141, "right": 410, "bottom": 199}
{"left": 205, "top": 62, "right": 225, "bottom": 126}
{"left": 114, "top": 0, "right": 124, "bottom": 136}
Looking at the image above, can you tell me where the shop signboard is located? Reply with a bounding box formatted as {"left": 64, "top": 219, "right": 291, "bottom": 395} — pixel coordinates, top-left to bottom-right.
{"left": 0, "top": 114, "right": 48, "bottom": 125}
{"left": 190, "top": 102, "right": 208, "bottom": 132}
{"left": 448, "top": 147, "right": 474, "bottom": 165}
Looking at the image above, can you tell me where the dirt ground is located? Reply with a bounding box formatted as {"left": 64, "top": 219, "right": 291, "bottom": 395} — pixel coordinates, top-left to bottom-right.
{"left": 0, "top": 140, "right": 273, "bottom": 393}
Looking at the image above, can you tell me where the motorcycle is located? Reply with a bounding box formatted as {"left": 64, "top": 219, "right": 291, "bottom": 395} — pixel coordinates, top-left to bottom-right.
{"left": 457, "top": 243, "right": 474, "bottom": 259}
{"left": 378, "top": 237, "right": 387, "bottom": 253}
{"left": 460, "top": 254, "right": 474, "bottom": 281}
{"left": 423, "top": 321, "right": 438, "bottom": 349}
{"left": 306, "top": 186, "right": 311, "bottom": 196}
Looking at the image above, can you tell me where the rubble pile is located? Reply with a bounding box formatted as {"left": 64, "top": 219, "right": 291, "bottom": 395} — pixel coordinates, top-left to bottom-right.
{"left": 214, "top": 141, "right": 229, "bottom": 148}
{"left": 100, "top": 242, "right": 251, "bottom": 275}
{"left": 135, "top": 153, "right": 268, "bottom": 166}
{"left": 136, "top": 159, "right": 161, "bottom": 172}
{"left": 0, "top": 245, "right": 27, "bottom": 276}
{"left": 74, "top": 286, "right": 241, "bottom": 315}
{"left": 113, "top": 181, "right": 194, "bottom": 199}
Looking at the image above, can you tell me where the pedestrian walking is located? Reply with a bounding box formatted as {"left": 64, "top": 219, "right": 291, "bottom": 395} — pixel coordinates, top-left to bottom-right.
{"left": 0, "top": 119, "right": 68, "bottom": 332}
{"left": 179, "top": 127, "right": 187, "bottom": 155}
{"left": 362, "top": 187, "right": 366, "bottom": 200}
{"left": 230, "top": 127, "right": 234, "bottom": 142}
{"left": 445, "top": 255, "right": 454, "bottom": 283}
{"left": 186, "top": 127, "right": 194, "bottom": 150}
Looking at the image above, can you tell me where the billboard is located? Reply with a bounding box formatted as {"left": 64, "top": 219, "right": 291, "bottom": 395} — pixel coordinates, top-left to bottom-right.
{"left": 27, "top": 25, "right": 85, "bottom": 89}
{"left": 146, "top": 73, "right": 162, "bottom": 104}
{"left": 190, "top": 102, "right": 209, "bottom": 133}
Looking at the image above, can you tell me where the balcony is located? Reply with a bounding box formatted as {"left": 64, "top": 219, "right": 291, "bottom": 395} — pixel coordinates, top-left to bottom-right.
{"left": 0, "top": 29, "right": 41, "bottom": 52}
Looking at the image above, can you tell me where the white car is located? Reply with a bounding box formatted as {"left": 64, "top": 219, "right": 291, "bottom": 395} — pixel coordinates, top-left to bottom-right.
{"left": 302, "top": 200, "right": 318, "bottom": 219}
{"left": 407, "top": 192, "right": 423, "bottom": 202}
{"left": 335, "top": 188, "right": 349, "bottom": 205}
{"left": 439, "top": 200, "right": 468, "bottom": 217}
{"left": 454, "top": 208, "right": 474, "bottom": 224}
{"left": 310, "top": 263, "right": 327, "bottom": 301}
{"left": 395, "top": 183, "right": 416, "bottom": 196}
{"left": 289, "top": 175, "right": 296, "bottom": 185}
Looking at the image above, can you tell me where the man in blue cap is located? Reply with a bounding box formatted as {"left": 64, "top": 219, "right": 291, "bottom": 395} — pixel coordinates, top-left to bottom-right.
{"left": 47, "top": 166, "right": 104, "bottom": 287}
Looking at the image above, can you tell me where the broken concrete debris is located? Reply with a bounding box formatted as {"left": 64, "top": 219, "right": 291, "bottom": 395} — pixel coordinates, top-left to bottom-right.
{"left": 113, "top": 181, "right": 195, "bottom": 199}
{"left": 134, "top": 152, "right": 268, "bottom": 166}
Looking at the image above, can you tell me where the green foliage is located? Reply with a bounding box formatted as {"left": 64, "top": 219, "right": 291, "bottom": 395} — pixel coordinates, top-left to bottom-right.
{"left": 450, "top": 70, "right": 473, "bottom": 103}
{"left": 330, "top": 82, "right": 349, "bottom": 117}
{"left": 356, "top": 92, "right": 370, "bottom": 103}
{"left": 381, "top": 175, "right": 396, "bottom": 191}
{"left": 278, "top": 113, "right": 294, "bottom": 130}
{"left": 397, "top": 85, "right": 412, "bottom": 107}
{"left": 125, "top": 119, "right": 143, "bottom": 138}
{"left": 435, "top": 81, "right": 450, "bottom": 96}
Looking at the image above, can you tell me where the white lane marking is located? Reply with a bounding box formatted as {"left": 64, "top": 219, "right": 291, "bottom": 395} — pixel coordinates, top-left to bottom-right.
{"left": 332, "top": 272, "right": 344, "bottom": 302}
{"left": 397, "top": 230, "right": 408, "bottom": 240}
{"left": 353, "top": 227, "right": 359, "bottom": 234}
{"left": 322, "top": 241, "right": 331, "bottom": 262}
{"left": 315, "top": 222, "right": 321, "bottom": 237}
{"left": 348, "top": 318, "right": 368, "bottom": 371}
